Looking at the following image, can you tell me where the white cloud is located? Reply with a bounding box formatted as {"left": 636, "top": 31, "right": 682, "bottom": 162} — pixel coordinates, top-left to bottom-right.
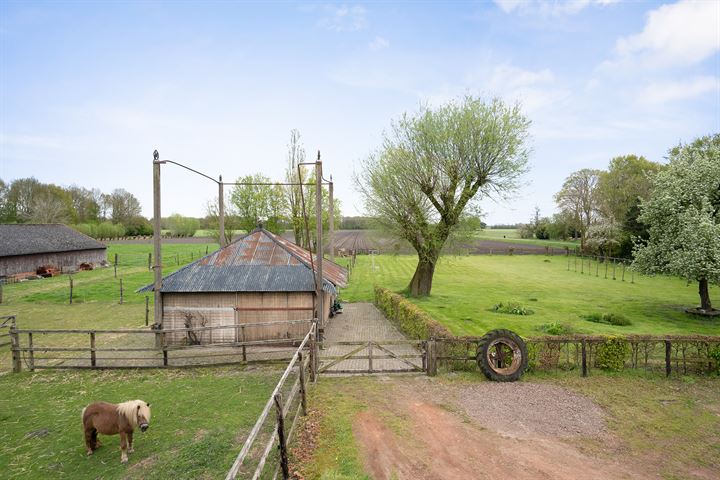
{"left": 614, "top": 0, "right": 720, "bottom": 68}
{"left": 369, "top": 36, "right": 389, "bottom": 51}
{"left": 493, "top": 0, "right": 617, "bottom": 16}
{"left": 639, "top": 76, "right": 720, "bottom": 104}
{"left": 318, "top": 5, "right": 366, "bottom": 32}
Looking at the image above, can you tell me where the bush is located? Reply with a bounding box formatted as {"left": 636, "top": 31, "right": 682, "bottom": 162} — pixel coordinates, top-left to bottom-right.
{"left": 595, "top": 337, "right": 631, "bottom": 371}
{"left": 492, "top": 302, "right": 534, "bottom": 315}
{"left": 537, "top": 322, "right": 574, "bottom": 336}
{"left": 709, "top": 345, "right": 720, "bottom": 373}
{"left": 374, "top": 286, "right": 453, "bottom": 340}
{"left": 583, "top": 312, "right": 632, "bottom": 326}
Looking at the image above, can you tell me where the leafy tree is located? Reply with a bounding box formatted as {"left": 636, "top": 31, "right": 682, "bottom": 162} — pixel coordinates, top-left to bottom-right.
{"left": 633, "top": 134, "right": 720, "bottom": 312}
{"left": 108, "top": 189, "right": 142, "bottom": 225}
{"left": 359, "top": 96, "right": 530, "bottom": 296}
{"left": 304, "top": 171, "right": 342, "bottom": 250}
{"left": 68, "top": 185, "right": 100, "bottom": 223}
{"left": 124, "top": 216, "right": 153, "bottom": 236}
{"left": 554, "top": 169, "right": 601, "bottom": 251}
{"left": 230, "top": 174, "right": 286, "bottom": 234}
{"left": 597, "top": 155, "right": 662, "bottom": 224}
{"left": 0, "top": 179, "right": 11, "bottom": 222}
{"left": 204, "top": 198, "right": 239, "bottom": 244}
{"left": 7, "top": 177, "right": 43, "bottom": 222}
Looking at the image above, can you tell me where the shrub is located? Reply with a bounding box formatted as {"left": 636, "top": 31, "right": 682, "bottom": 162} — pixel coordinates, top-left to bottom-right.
{"left": 537, "top": 322, "right": 574, "bottom": 336}
{"left": 582, "top": 312, "right": 632, "bottom": 326}
{"left": 709, "top": 345, "right": 720, "bottom": 374}
{"left": 374, "top": 286, "right": 453, "bottom": 340}
{"left": 595, "top": 337, "right": 631, "bottom": 371}
{"left": 492, "top": 302, "right": 534, "bottom": 315}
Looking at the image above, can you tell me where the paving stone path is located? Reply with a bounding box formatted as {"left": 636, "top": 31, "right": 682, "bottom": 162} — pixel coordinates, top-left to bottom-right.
{"left": 320, "top": 302, "right": 423, "bottom": 374}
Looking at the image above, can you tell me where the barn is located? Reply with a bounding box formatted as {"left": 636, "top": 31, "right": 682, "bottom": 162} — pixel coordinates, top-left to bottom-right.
{"left": 0, "top": 224, "right": 107, "bottom": 280}
{"left": 142, "top": 227, "right": 347, "bottom": 345}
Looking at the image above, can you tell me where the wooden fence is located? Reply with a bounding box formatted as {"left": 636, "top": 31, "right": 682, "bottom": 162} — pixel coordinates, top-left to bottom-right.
{"left": 0, "top": 316, "right": 15, "bottom": 351}
{"left": 8, "top": 319, "right": 314, "bottom": 372}
{"left": 430, "top": 335, "right": 720, "bottom": 376}
{"left": 319, "top": 339, "right": 425, "bottom": 374}
{"left": 226, "top": 323, "right": 318, "bottom": 480}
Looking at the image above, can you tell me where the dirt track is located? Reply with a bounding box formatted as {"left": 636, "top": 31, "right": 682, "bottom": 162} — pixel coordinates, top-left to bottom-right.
{"left": 350, "top": 377, "right": 654, "bottom": 480}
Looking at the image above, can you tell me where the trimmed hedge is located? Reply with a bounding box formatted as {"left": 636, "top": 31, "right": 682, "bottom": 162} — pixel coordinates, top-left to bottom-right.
{"left": 374, "top": 286, "right": 453, "bottom": 340}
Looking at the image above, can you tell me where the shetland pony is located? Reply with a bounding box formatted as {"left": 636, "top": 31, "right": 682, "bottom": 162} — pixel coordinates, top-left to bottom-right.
{"left": 82, "top": 399, "right": 151, "bottom": 463}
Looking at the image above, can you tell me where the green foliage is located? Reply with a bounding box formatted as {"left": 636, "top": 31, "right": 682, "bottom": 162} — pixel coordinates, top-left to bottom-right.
{"left": 537, "top": 322, "right": 574, "bottom": 335}
{"left": 230, "top": 173, "right": 287, "bottom": 234}
{"left": 596, "top": 337, "right": 631, "bottom": 371}
{"left": 72, "top": 221, "right": 126, "bottom": 239}
{"left": 633, "top": 134, "right": 720, "bottom": 309}
{"left": 583, "top": 312, "right": 632, "bottom": 326}
{"left": 597, "top": 155, "right": 662, "bottom": 224}
{"left": 166, "top": 213, "right": 200, "bottom": 237}
{"left": 374, "top": 286, "right": 453, "bottom": 339}
{"left": 491, "top": 301, "right": 534, "bottom": 315}
{"left": 709, "top": 345, "right": 720, "bottom": 373}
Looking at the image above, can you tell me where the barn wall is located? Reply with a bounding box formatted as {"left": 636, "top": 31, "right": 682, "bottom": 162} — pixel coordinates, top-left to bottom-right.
{"left": 161, "top": 291, "right": 317, "bottom": 345}
{"left": 0, "top": 249, "right": 107, "bottom": 278}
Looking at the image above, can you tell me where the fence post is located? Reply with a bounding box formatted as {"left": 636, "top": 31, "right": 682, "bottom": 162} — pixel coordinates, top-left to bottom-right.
{"left": 604, "top": 257, "right": 608, "bottom": 279}
{"left": 621, "top": 262, "right": 626, "bottom": 281}
{"left": 580, "top": 255, "right": 584, "bottom": 274}
{"left": 241, "top": 324, "right": 247, "bottom": 362}
{"left": 368, "top": 341, "right": 373, "bottom": 373}
{"left": 114, "top": 253, "right": 118, "bottom": 278}
{"left": 90, "top": 332, "right": 96, "bottom": 368}
{"left": 176, "top": 253, "right": 179, "bottom": 265}
{"left": 0, "top": 282, "right": 3, "bottom": 304}
{"left": 298, "top": 352, "right": 308, "bottom": 416}
{"left": 10, "top": 326, "right": 21, "bottom": 373}
{"left": 145, "top": 296, "right": 149, "bottom": 326}
{"left": 426, "top": 339, "right": 437, "bottom": 376}
{"left": 162, "top": 331, "right": 168, "bottom": 367}
{"left": 665, "top": 340, "right": 672, "bottom": 377}
{"left": 69, "top": 277, "right": 73, "bottom": 305}
{"left": 148, "top": 253, "right": 152, "bottom": 271}
{"left": 205, "top": 245, "right": 208, "bottom": 255}
{"left": 27, "top": 332, "right": 34, "bottom": 371}
{"left": 273, "top": 394, "right": 290, "bottom": 480}
{"left": 612, "top": 259, "right": 616, "bottom": 280}
{"left": 581, "top": 339, "right": 587, "bottom": 377}
{"left": 119, "top": 278, "right": 124, "bottom": 304}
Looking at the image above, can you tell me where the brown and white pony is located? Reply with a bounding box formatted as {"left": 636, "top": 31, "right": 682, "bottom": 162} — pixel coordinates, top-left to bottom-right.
{"left": 82, "top": 399, "right": 151, "bottom": 463}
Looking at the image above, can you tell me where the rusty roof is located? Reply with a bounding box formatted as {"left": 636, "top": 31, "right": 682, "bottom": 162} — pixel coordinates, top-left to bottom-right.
{"left": 139, "top": 228, "right": 347, "bottom": 294}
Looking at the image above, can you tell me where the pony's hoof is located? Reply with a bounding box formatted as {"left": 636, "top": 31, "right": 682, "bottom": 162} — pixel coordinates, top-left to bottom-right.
{"left": 121, "top": 458, "right": 128, "bottom": 464}
{"left": 128, "top": 448, "right": 134, "bottom": 453}
{"left": 86, "top": 450, "right": 93, "bottom": 456}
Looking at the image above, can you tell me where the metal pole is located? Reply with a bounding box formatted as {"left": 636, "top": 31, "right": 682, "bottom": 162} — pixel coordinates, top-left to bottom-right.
{"left": 328, "top": 176, "right": 334, "bottom": 263}
{"left": 218, "top": 175, "right": 226, "bottom": 246}
{"left": 315, "top": 153, "right": 324, "bottom": 334}
{"left": 152, "top": 150, "right": 163, "bottom": 330}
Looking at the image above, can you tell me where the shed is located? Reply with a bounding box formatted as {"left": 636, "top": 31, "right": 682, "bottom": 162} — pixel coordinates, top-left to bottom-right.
{"left": 141, "top": 227, "right": 347, "bottom": 345}
{"left": 0, "top": 224, "right": 107, "bottom": 280}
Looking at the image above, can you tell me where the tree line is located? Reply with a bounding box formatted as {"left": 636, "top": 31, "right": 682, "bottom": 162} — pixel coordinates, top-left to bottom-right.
{"left": 520, "top": 154, "right": 663, "bottom": 258}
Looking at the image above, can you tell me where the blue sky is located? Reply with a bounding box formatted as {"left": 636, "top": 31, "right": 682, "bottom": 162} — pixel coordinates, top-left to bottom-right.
{"left": 1, "top": 0, "right": 718, "bottom": 225}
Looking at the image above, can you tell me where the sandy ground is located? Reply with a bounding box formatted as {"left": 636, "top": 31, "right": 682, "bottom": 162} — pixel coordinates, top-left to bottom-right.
{"left": 350, "top": 377, "right": 653, "bottom": 480}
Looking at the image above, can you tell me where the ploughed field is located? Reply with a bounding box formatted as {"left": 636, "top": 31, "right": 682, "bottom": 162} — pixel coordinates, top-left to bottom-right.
{"left": 340, "top": 254, "right": 720, "bottom": 337}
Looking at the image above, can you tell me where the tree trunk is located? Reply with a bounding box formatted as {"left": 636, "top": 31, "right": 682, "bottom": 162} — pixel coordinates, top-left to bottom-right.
{"left": 699, "top": 278, "right": 712, "bottom": 311}
{"left": 408, "top": 259, "right": 436, "bottom": 297}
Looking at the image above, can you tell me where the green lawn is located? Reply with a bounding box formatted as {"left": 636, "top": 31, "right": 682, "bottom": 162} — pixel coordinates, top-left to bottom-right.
{"left": 0, "top": 367, "right": 278, "bottom": 480}
{"left": 341, "top": 254, "right": 720, "bottom": 337}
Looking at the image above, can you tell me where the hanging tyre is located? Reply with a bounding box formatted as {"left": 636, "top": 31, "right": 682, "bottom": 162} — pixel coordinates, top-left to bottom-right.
{"left": 476, "top": 329, "right": 528, "bottom": 382}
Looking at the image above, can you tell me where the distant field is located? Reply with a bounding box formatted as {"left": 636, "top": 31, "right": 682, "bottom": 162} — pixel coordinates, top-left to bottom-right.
{"left": 477, "top": 229, "right": 579, "bottom": 249}
{"left": 341, "top": 254, "right": 720, "bottom": 337}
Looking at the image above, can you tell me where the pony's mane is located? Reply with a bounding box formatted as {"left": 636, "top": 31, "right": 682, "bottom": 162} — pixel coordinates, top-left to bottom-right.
{"left": 116, "top": 400, "right": 151, "bottom": 427}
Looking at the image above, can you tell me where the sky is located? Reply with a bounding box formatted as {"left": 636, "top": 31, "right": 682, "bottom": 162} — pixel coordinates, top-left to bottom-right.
{"left": 1, "top": 0, "right": 719, "bottom": 225}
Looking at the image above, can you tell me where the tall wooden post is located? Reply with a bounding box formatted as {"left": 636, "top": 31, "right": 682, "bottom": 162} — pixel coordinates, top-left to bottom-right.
{"left": 218, "top": 175, "right": 226, "bottom": 247}
{"left": 315, "top": 154, "right": 324, "bottom": 335}
{"left": 153, "top": 150, "right": 163, "bottom": 340}
{"left": 274, "top": 394, "right": 290, "bottom": 479}
{"left": 10, "top": 326, "right": 21, "bottom": 373}
{"left": 328, "top": 176, "right": 334, "bottom": 263}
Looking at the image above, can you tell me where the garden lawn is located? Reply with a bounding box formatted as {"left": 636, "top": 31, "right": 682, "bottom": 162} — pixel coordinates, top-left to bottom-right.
{"left": 341, "top": 254, "right": 720, "bottom": 337}
{"left": 0, "top": 367, "right": 277, "bottom": 480}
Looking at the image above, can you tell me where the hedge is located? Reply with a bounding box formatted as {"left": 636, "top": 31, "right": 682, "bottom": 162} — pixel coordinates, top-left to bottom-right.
{"left": 374, "top": 286, "right": 453, "bottom": 340}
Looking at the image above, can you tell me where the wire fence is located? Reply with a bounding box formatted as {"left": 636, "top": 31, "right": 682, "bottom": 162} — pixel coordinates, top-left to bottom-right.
{"left": 566, "top": 253, "right": 637, "bottom": 283}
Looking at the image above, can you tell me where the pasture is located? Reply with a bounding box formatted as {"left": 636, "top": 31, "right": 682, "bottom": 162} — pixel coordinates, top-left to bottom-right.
{"left": 0, "top": 367, "right": 278, "bottom": 479}
{"left": 475, "top": 228, "right": 579, "bottom": 249}
{"left": 341, "top": 254, "right": 720, "bottom": 337}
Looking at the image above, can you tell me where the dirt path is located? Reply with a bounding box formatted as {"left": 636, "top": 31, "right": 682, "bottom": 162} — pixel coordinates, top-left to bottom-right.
{"left": 351, "top": 377, "right": 651, "bottom": 480}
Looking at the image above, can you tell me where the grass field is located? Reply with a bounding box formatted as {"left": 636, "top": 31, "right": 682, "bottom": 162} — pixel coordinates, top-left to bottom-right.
{"left": 341, "top": 254, "right": 720, "bottom": 337}
{"left": 477, "top": 228, "right": 579, "bottom": 249}
{"left": 0, "top": 367, "right": 277, "bottom": 479}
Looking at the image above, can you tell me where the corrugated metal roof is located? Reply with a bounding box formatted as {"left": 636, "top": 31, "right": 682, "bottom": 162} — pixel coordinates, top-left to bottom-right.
{"left": 139, "top": 228, "right": 347, "bottom": 294}
{"left": 0, "top": 224, "right": 106, "bottom": 257}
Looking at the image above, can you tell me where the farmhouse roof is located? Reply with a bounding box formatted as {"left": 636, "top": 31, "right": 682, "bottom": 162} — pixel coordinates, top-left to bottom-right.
{"left": 139, "top": 228, "right": 347, "bottom": 295}
{"left": 0, "top": 224, "right": 106, "bottom": 258}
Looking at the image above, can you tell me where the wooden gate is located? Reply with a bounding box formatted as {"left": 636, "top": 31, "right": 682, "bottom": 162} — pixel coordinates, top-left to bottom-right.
{"left": 319, "top": 340, "right": 425, "bottom": 374}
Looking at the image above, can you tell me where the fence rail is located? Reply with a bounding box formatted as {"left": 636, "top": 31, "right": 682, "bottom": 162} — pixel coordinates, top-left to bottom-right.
{"left": 226, "top": 322, "right": 318, "bottom": 480}
{"left": 0, "top": 316, "right": 16, "bottom": 349}
{"left": 8, "top": 319, "right": 314, "bottom": 372}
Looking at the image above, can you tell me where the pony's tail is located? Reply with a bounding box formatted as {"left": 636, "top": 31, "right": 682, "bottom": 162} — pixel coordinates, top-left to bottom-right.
{"left": 81, "top": 407, "right": 87, "bottom": 424}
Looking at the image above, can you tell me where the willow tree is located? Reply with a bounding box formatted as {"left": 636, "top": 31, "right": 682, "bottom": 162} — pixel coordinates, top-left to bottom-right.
{"left": 359, "top": 96, "right": 530, "bottom": 296}
{"left": 633, "top": 134, "right": 720, "bottom": 313}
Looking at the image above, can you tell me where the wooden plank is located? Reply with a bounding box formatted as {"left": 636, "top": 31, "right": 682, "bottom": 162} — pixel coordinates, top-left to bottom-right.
{"left": 274, "top": 393, "right": 289, "bottom": 479}
{"left": 317, "top": 344, "right": 367, "bottom": 373}
{"left": 374, "top": 343, "right": 423, "bottom": 371}
{"left": 298, "top": 352, "right": 307, "bottom": 416}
